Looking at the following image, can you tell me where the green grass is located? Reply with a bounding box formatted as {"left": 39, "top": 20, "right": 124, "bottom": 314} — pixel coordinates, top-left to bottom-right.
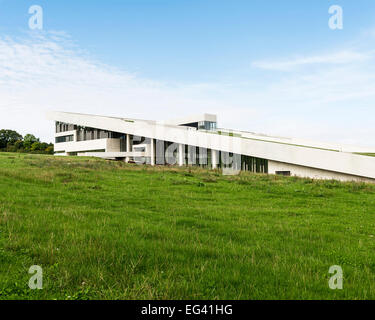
{"left": 356, "top": 153, "right": 375, "bottom": 157}
{"left": 1, "top": 153, "right": 375, "bottom": 300}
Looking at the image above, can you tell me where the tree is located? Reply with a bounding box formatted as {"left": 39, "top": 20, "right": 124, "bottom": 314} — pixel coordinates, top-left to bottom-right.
{"left": 23, "top": 134, "right": 39, "bottom": 144}
{"left": 39, "top": 142, "right": 49, "bottom": 151}
{"left": 0, "top": 130, "right": 23, "bottom": 149}
{"left": 23, "top": 134, "right": 40, "bottom": 150}
{"left": 14, "top": 140, "right": 24, "bottom": 150}
{"left": 30, "top": 142, "right": 42, "bottom": 151}
{"left": 0, "top": 130, "right": 52, "bottom": 155}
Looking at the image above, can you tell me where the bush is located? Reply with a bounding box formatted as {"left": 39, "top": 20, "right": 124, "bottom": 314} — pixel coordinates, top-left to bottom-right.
{"left": 31, "top": 142, "right": 42, "bottom": 151}
{"left": 45, "top": 146, "right": 54, "bottom": 154}
{"left": 0, "top": 130, "right": 53, "bottom": 155}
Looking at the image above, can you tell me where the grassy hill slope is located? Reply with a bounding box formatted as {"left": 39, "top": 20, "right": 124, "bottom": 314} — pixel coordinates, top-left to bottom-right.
{"left": 0, "top": 153, "right": 375, "bottom": 300}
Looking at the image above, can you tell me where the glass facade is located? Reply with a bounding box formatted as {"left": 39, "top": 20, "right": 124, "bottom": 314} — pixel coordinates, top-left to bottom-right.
{"left": 181, "top": 121, "right": 217, "bottom": 131}
{"left": 198, "top": 121, "right": 217, "bottom": 131}
{"left": 54, "top": 122, "right": 268, "bottom": 174}
{"left": 239, "top": 154, "right": 268, "bottom": 173}
{"left": 55, "top": 122, "right": 76, "bottom": 133}
{"left": 216, "top": 152, "right": 268, "bottom": 173}
{"left": 55, "top": 122, "right": 127, "bottom": 148}
{"left": 76, "top": 128, "right": 124, "bottom": 141}
{"left": 55, "top": 135, "right": 74, "bottom": 143}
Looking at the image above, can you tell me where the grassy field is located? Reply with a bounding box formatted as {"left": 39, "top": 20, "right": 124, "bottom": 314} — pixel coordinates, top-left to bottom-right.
{"left": 0, "top": 152, "right": 375, "bottom": 300}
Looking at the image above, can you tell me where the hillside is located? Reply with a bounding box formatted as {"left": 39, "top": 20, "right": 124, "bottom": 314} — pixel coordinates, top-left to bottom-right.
{"left": 0, "top": 153, "right": 375, "bottom": 299}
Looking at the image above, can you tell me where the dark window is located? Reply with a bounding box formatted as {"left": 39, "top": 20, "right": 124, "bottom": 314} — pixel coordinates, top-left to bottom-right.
{"left": 181, "top": 122, "right": 198, "bottom": 129}
{"left": 276, "top": 171, "right": 291, "bottom": 176}
{"left": 55, "top": 135, "right": 74, "bottom": 143}
{"left": 56, "top": 122, "right": 76, "bottom": 133}
{"left": 239, "top": 155, "right": 268, "bottom": 173}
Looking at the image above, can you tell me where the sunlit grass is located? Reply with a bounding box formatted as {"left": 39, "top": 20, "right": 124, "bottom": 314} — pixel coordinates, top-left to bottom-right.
{"left": 0, "top": 152, "right": 375, "bottom": 300}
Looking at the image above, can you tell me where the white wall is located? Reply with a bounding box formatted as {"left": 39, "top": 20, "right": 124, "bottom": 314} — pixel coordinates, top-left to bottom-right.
{"left": 55, "top": 130, "right": 77, "bottom": 140}
{"left": 106, "top": 138, "right": 121, "bottom": 152}
{"left": 54, "top": 138, "right": 120, "bottom": 154}
{"left": 268, "top": 160, "right": 375, "bottom": 183}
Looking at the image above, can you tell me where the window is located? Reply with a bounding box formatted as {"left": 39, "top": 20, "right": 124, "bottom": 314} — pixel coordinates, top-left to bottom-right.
{"left": 197, "top": 121, "right": 217, "bottom": 131}
{"left": 133, "top": 146, "right": 145, "bottom": 152}
{"left": 55, "top": 122, "right": 76, "bottom": 133}
{"left": 209, "top": 122, "right": 217, "bottom": 130}
{"left": 276, "top": 171, "right": 291, "bottom": 176}
{"left": 55, "top": 135, "right": 74, "bottom": 143}
{"left": 181, "top": 122, "right": 198, "bottom": 129}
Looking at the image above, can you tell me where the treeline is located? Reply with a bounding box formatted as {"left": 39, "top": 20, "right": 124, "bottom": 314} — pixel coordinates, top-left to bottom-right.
{"left": 0, "top": 129, "right": 54, "bottom": 154}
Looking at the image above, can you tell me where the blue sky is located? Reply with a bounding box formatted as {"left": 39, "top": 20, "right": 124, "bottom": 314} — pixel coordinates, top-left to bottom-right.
{"left": 1, "top": 0, "right": 375, "bottom": 145}
{"left": 2, "top": 0, "right": 374, "bottom": 81}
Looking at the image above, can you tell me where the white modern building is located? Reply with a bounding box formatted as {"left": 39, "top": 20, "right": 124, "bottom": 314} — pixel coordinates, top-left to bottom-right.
{"left": 47, "top": 111, "right": 375, "bottom": 183}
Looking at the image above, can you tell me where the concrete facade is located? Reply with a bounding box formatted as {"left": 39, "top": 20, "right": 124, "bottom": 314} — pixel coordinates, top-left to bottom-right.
{"left": 268, "top": 160, "right": 375, "bottom": 183}
{"left": 47, "top": 111, "right": 375, "bottom": 183}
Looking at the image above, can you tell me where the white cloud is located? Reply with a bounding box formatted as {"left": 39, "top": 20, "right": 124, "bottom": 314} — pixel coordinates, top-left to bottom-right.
{"left": 1, "top": 31, "right": 375, "bottom": 148}
{"left": 252, "top": 50, "right": 372, "bottom": 71}
{"left": 0, "top": 32, "right": 254, "bottom": 142}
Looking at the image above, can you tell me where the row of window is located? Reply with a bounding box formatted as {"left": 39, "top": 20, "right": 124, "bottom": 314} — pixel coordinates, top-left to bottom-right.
{"left": 76, "top": 129, "right": 123, "bottom": 141}
{"left": 55, "top": 135, "right": 74, "bottom": 143}
{"left": 136, "top": 140, "right": 268, "bottom": 172}
{"left": 55, "top": 122, "right": 125, "bottom": 142}
{"left": 56, "top": 122, "right": 76, "bottom": 133}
